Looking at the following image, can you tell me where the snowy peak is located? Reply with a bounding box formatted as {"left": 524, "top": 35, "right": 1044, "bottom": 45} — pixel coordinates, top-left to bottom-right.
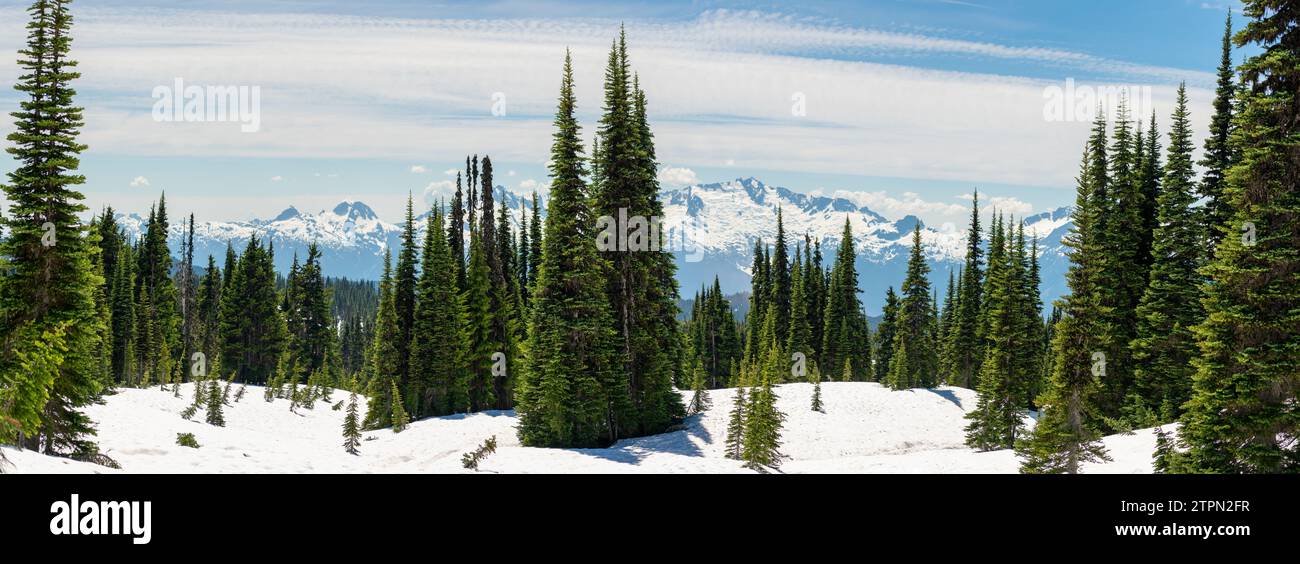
{"left": 272, "top": 206, "right": 302, "bottom": 222}
{"left": 331, "top": 201, "right": 379, "bottom": 222}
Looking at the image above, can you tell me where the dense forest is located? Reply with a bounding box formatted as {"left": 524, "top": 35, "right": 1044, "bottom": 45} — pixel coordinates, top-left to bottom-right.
{"left": 2, "top": 0, "right": 1297, "bottom": 474}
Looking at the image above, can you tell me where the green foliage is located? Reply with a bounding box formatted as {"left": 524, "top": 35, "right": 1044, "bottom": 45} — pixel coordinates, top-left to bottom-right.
{"left": 461, "top": 435, "right": 498, "bottom": 470}
{"left": 175, "top": 432, "right": 200, "bottom": 449}
{"left": 342, "top": 392, "right": 361, "bottom": 455}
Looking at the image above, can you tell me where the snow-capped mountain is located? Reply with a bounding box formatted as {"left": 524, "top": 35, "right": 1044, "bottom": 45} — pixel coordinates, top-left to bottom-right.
{"left": 117, "top": 188, "right": 536, "bottom": 281}
{"left": 661, "top": 178, "right": 1074, "bottom": 314}
{"left": 117, "top": 178, "right": 1073, "bottom": 314}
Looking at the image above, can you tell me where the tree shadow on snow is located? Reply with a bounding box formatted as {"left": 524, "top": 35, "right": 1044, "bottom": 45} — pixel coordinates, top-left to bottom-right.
{"left": 922, "top": 388, "right": 965, "bottom": 410}
{"left": 569, "top": 413, "right": 710, "bottom": 466}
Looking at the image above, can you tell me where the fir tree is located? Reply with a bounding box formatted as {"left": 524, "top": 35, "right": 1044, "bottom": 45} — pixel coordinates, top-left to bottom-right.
{"left": 363, "top": 250, "right": 402, "bottom": 428}
{"left": 1131, "top": 84, "right": 1202, "bottom": 420}
{"left": 342, "top": 392, "right": 361, "bottom": 455}
{"left": 1200, "top": 11, "right": 1237, "bottom": 245}
{"left": 873, "top": 287, "right": 898, "bottom": 382}
{"left": 389, "top": 380, "right": 409, "bottom": 433}
{"left": 810, "top": 363, "right": 824, "bottom": 413}
{"left": 0, "top": 0, "right": 105, "bottom": 457}
{"left": 1017, "top": 141, "right": 1112, "bottom": 474}
{"left": 687, "top": 357, "right": 711, "bottom": 415}
{"left": 205, "top": 378, "right": 224, "bottom": 427}
{"left": 723, "top": 386, "right": 746, "bottom": 460}
{"left": 821, "top": 218, "right": 870, "bottom": 381}
{"left": 887, "top": 225, "right": 937, "bottom": 390}
{"left": 393, "top": 195, "right": 418, "bottom": 400}
{"left": 409, "top": 206, "right": 466, "bottom": 418}
{"left": 1180, "top": 2, "right": 1300, "bottom": 473}
{"left": 516, "top": 50, "right": 620, "bottom": 448}
{"left": 953, "top": 191, "right": 985, "bottom": 388}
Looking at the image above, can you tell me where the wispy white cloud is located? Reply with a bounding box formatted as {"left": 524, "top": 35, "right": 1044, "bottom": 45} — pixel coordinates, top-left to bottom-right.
{"left": 409, "top": 165, "right": 428, "bottom": 174}
{"left": 129, "top": 175, "right": 150, "bottom": 187}
{"left": 0, "top": 6, "right": 1217, "bottom": 200}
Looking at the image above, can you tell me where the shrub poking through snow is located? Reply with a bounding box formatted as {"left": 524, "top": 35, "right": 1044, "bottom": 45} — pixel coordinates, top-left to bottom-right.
{"left": 461, "top": 436, "right": 498, "bottom": 471}
{"left": 176, "top": 432, "right": 201, "bottom": 448}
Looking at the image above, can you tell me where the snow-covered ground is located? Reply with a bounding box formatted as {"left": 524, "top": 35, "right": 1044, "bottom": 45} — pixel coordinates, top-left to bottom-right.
{"left": 0, "top": 382, "right": 1166, "bottom": 474}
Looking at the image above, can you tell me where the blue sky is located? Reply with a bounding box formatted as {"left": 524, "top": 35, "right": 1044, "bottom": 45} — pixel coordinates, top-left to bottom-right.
{"left": 0, "top": 0, "right": 1246, "bottom": 228}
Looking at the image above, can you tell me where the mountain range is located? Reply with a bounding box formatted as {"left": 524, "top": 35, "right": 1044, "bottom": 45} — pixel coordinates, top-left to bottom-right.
{"left": 117, "top": 178, "right": 1074, "bottom": 315}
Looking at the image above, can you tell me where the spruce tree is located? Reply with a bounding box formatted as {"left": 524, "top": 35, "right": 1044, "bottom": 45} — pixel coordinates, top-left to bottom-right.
{"left": 515, "top": 50, "right": 622, "bottom": 448}
{"left": 1016, "top": 142, "right": 1112, "bottom": 474}
{"left": 687, "top": 357, "right": 711, "bottom": 415}
{"left": 1131, "top": 84, "right": 1202, "bottom": 420}
{"left": 723, "top": 386, "right": 746, "bottom": 460}
{"left": 342, "top": 392, "right": 361, "bottom": 455}
{"left": 0, "top": 0, "right": 105, "bottom": 456}
{"left": 874, "top": 287, "right": 899, "bottom": 382}
{"left": 1200, "top": 12, "right": 1237, "bottom": 245}
{"left": 1180, "top": 2, "right": 1300, "bottom": 473}
{"left": 821, "top": 218, "right": 870, "bottom": 381}
{"left": 887, "top": 225, "right": 937, "bottom": 390}
{"left": 205, "top": 378, "right": 224, "bottom": 427}
{"left": 218, "top": 237, "right": 284, "bottom": 385}
{"left": 409, "top": 206, "right": 466, "bottom": 418}
{"left": 810, "top": 363, "right": 824, "bottom": 413}
{"left": 591, "top": 31, "right": 686, "bottom": 438}
{"left": 363, "top": 250, "right": 402, "bottom": 428}
{"left": 953, "top": 191, "right": 985, "bottom": 388}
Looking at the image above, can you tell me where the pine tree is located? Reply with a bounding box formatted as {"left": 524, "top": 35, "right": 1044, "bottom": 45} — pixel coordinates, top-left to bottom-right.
{"left": 687, "top": 357, "right": 711, "bottom": 415}
{"left": 741, "top": 342, "right": 785, "bottom": 471}
{"left": 363, "top": 250, "right": 402, "bottom": 428}
{"left": 1200, "top": 12, "right": 1237, "bottom": 246}
{"left": 810, "top": 363, "right": 824, "bottom": 413}
{"left": 887, "top": 225, "right": 937, "bottom": 390}
{"left": 1131, "top": 84, "right": 1202, "bottom": 420}
{"left": 448, "top": 172, "right": 467, "bottom": 291}
{"left": 389, "top": 380, "right": 409, "bottom": 433}
{"left": 953, "top": 191, "right": 984, "bottom": 388}
{"left": 874, "top": 287, "right": 899, "bottom": 382}
{"left": 1016, "top": 139, "right": 1112, "bottom": 474}
{"left": 218, "top": 236, "right": 284, "bottom": 385}
{"left": 204, "top": 378, "right": 224, "bottom": 427}
{"left": 393, "top": 195, "right": 418, "bottom": 400}
{"left": 1180, "top": 2, "right": 1300, "bottom": 473}
{"left": 965, "top": 220, "right": 1034, "bottom": 450}
{"left": 821, "top": 218, "right": 870, "bottom": 381}
{"left": 723, "top": 386, "right": 747, "bottom": 460}
{"left": 409, "top": 205, "right": 466, "bottom": 418}
{"left": 516, "top": 50, "right": 620, "bottom": 448}
{"left": 461, "top": 233, "right": 497, "bottom": 413}
{"left": 0, "top": 0, "right": 106, "bottom": 457}
{"left": 342, "top": 392, "right": 361, "bottom": 455}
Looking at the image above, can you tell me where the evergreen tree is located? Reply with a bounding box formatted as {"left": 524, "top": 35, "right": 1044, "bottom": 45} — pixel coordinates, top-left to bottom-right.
{"left": 0, "top": 0, "right": 106, "bottom": 457}
{"left": 461, "top": 233, "right": 497, "bottom": 413}
{"left": 1200, "top": 12, "right": 1237, "bottom": 245}
{"left": 342, "top": 392, "right": 361, "bottom": 454}
{"left": 218, "top": 237, "right": 284, "bottom": 385}
{"left": 687, "top": 357, "right": 711, "bottom": 415}
{"left": 1131, "top": 84, "right": 1202, "bottom": 420}
{"left": 516, "top": 51, "right": 621, "bottom": 448}
{"left": 723, "top": 386, "right": 746, "bottom": 460}
{"left": 810, "top": 363, "right": 824, "bottom": 413}
{"left": 741, "top": 342, "right": 785, "bottom": 471}
{"left": 1016, "top": 141, "right": 1112, "bottom": 474}
{"left": 409, "top": 206, "right": 466, "bottom": 418}
{"left": 873, "top": 287, "right": 899, "bottom": 382}
{"left": 953, "top": 191, "right": 985, "bottom": 388}
{"left": 363, "top": 250, "right": 402, "bottom": 428}
{"left": 821, "top": 218, "right": 870, "bottom": 381}
{"left": 965, "top": 221, "right": 1034, "bottom": 450}
{"left": 591, "top": 31, "right": 685, "bottom": 438}
{"left": 1180, "top": 2, "right": 1300, "bottom": 473}
{"left": 389, "top": 379, "right": 409, "bottom": 433}
{"left": 393, "top": 195, "right": 418, "bottom": 399}
{"left": 448, "top": 172, "right": 467, "bottom": 291}
{"left": 887, "top": 225, "right": 938, "bottom": 390}
{"left": 204, "top": 378, "right": 224, "bottom": 427}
